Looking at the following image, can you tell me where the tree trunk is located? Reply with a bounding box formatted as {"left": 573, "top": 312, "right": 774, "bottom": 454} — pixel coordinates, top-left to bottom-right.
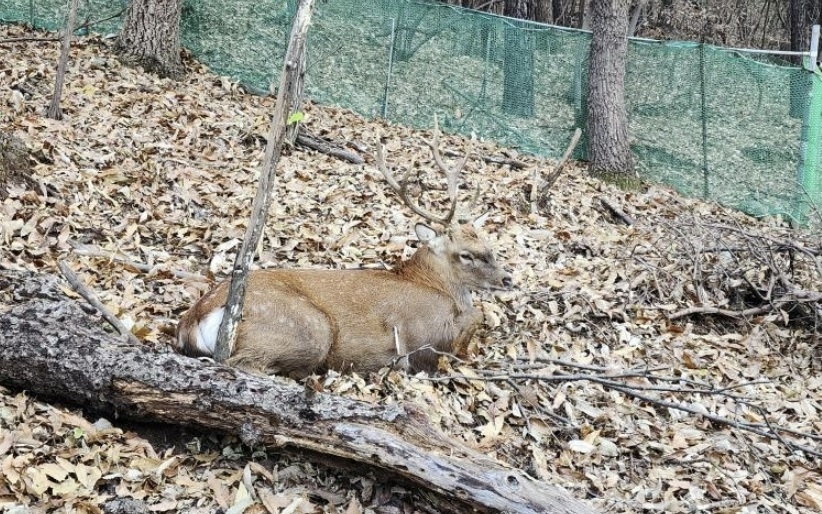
{"left": 587, "top": 0, "right": 633, "bottom": 175}
{"left": 535, "top": 0, "right": 552, "bottom": 23}
{"left": 502, "top": 0, "right": 535, "bottom": 117}
{"left": 115, "top": 0, "right": 183, "bottom": 79}
{"left": 627, "top": 0, "right": 645, "bottom": 37}
{"left": 789, "top": 0, "right": 819, "bottom": 59}
{"left": 0, "top": 132, "right": 35, "bottom": 198}
{"left": 576, "top": 0, "right": 588, "bottom": 28}
{"left": 0, "top": 271, "right": 600, "bottom": 514}
{"left": 552, "top": 0, "right": 565, "bottom": 24}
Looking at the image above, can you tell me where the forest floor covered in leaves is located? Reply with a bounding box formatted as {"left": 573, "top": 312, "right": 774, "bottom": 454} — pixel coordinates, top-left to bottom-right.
{"left": 1, "top": 23, "right": 821, "bottom": 514}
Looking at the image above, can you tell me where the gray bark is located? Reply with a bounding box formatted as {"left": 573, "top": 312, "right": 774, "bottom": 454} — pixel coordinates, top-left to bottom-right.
{"left": 0, "top": 271, "right": 600, "bottom": 514}
{"left": 587, "top": 0, "right": 633, "bottom": 175}
{"left": 115, "top": 0, "right": 183, "bottom": 79}
{"left": 627, "top": 0, "right": 645, "bottom": 37}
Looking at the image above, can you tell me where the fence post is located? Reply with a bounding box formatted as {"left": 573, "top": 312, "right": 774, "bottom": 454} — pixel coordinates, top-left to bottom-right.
{"left": 382, "top": 17, "right": 397, "bottom": 119}
{"left": 796, "top": 25, "right": 821, "bottom": 224}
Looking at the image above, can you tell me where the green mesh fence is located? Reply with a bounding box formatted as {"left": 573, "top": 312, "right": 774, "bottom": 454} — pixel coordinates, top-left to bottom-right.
{"left": 3, "top": 0, "right": 821, "bottom": 222}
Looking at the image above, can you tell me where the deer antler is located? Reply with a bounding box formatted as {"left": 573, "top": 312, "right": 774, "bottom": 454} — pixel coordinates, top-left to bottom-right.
{"left": 376, "top": 116, "right": 472, "bottom": 226}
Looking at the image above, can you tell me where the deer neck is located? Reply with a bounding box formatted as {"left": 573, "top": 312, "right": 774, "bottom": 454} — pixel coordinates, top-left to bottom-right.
{"left": 397, "top": 248, "right": 473, "bottom": 311}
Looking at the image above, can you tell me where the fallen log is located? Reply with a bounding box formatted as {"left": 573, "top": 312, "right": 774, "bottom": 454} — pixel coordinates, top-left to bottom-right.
{"left": 0, "top": 271, "right": 598, "bottom": 514}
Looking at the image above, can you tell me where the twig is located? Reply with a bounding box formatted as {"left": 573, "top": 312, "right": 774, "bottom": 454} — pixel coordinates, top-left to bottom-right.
{"left": 0, "top": 37, "right": 61, "bottom": 45}
{"left": 603, "top": 382, "right": 822, "bottom": 458}
{"left": 296, "top": 130, "right": 363, "bottom": 164}
{"left": 423, "top": 372, "right": 821, "bottom": 457}
{"left": 504, "top": 360, "right": 766, "bottom": 401}
{"left": 471, "top": 371, "right": 761, "bottom": 399}
{"left": 532, "top": 128, "right": 582, "bottom": 212}
{"left": 599, "top": 197, "right": 635, "bottom": 225}
{"left": 442, "top": 149, "right": 527, "bottom": 170}
{"left": 508, "top": 357, "right": 668, "bottom": 374}
{"left": 68, "top": 240, "right": 208, "bottom": 282}
{"left": 57, "top": 261, "right": 141, "bottom": 346}
{"left": 700, "top": 222, "right": 822, "bottom": 278}
{"left": 75, "top": 7, "right": 127, "bottom": 32}
{"left": 504, "top": 377, "right": 576, "bottom": 428}
{"left": 669, "top": 290, "right": 822, "bottom": 320}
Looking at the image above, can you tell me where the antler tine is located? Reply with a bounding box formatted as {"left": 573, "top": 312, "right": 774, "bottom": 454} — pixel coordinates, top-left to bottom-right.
{"left": 425, "top": 115, "right": 472, "bottom": 225}
{"left": 375, "top": 135, "right": 453, "bottom": 226}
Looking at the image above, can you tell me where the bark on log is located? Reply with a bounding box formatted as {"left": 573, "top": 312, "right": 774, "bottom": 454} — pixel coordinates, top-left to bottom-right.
{"left": 0, "top": 271, "right": 598, "bottom": 514}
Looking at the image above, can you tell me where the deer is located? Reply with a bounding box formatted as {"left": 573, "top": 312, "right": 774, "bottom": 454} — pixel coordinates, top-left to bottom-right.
{"left": 175, "top": 127, "right": 512, "bottom": 378}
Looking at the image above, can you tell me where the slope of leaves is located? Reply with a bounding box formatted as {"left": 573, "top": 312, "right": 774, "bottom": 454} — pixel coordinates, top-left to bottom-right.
{"left": 1, "top": 24, "right": 821, "bottom": 513}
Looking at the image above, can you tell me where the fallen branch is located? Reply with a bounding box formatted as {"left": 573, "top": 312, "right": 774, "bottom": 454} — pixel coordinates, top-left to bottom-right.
{"left": 424, "top": 368, "right": 820, "bottom": 458}
{"left": 57, "top": 261, "right": 141, "bottom": 346}
{"left": 296, "top": 130, "right": 363, "bottom": 164}
{"left": 215, "top": 0, "right": 314, "bottom": 363}
{"left": 599, "top": 197, "right": 635, "bottom": 225}
{"left": 0, "top": 271, "right": 599, "bottom": 514}
{"left": 669, "top": 290, "right": 822, "bottom": 320}
{"left": 68, "top": 240, "right": 207, "bottom": 281}
{"left": 0, "top": 37, "right": 61, "bottom": 45}
{"left": 442, "top": 148, "right": 527, "bottom": 170}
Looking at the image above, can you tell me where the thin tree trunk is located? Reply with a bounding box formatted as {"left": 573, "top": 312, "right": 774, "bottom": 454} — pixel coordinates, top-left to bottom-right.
{"left": 535, "top": 0, "right": 552, "bottom": 23}
{"left": 627, "top": 0, "right": 646, "bottom": 36}
{"left": 576, "top": 0, "right": 588, "bottom": 29}
{"left": 115, "top": 0, "right": 183, "bottom": 79}
{"left": 214, "top": 0, "right": 314, "bottom": 363}
{"left": 587, "top": 0, "right": 633, "bottom": 175}
{"left": 0, "top": 271, "right": 601, "bottom": 514}
{"left": 552, "top": 0, "right": 565, "bottom": 24}
{"left": 45, "top": 0, "right": 78, "bottom": 120}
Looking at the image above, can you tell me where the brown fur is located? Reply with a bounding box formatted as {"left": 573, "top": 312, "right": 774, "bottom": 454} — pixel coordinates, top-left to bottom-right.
{"left": 176, "top": 224, "right": 511, "bottom": 377}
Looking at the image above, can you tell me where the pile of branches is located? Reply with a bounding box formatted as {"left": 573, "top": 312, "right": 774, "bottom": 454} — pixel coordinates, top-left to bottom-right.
{"left": 636, "top": 214, "right": 821, "bottom": 347}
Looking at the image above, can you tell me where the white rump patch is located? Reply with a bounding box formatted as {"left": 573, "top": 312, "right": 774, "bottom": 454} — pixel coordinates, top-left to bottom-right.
{"left": 196, "top": 307, "right": 224, "bottom": 355}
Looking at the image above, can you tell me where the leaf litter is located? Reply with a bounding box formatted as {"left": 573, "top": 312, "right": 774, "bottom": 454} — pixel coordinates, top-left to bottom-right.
{"left": 1, "top": 24, "right": 821, "bottom": 513}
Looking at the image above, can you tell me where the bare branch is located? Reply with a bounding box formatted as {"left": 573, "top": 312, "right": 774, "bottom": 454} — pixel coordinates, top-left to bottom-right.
{"left": 68, "top": 240, "right": 209, "bottom": 282}
{"left": 532, "top": 128, "right": 582, "bottom": 212}
{"left": 599, "top": 197, "right": 635, "bottom": 225}
{"left": 57, "top": 261, "right": 141, "bottom": 346}
{"left": 442, "top": 148, "right": 526, "bottom": 170}
{"left": 669, "top": 289, "right": 822, "bottom": 320}
{"left": 423, "top": 370, "right": 821, "bottom": 458}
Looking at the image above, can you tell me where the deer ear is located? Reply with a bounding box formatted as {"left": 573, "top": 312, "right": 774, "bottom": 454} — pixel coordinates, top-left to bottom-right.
{"left": 415, "top": 223, "right": 438, "bottom": 243}
{"left": 415, "top": 223, "right": 447, "bottom": 254}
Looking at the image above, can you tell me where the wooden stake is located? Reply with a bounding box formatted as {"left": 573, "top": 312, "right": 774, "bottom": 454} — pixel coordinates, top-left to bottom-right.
{"left": 213, "top": 0, "right": 315, "bottom": 363}
{"left": 45, "top": 0, "right": 78, "bottom": 120}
